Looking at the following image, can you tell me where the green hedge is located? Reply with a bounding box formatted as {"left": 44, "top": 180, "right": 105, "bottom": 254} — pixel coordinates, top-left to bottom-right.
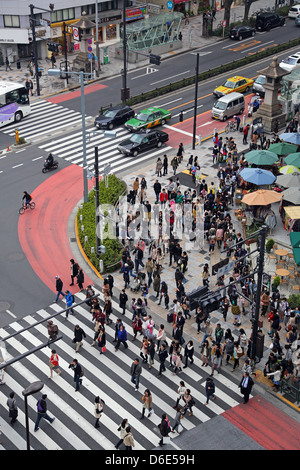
{"left": 287, "top": 294, "right": 300, "bottom": 309}
{"left": 77, "top": 174, "right": 127, "bottom": 273}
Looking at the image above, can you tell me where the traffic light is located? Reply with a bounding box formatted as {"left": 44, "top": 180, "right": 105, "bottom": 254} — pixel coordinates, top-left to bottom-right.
{"left": 149, "top": 54, "right": 161, "bottom": 66}
{"left": 200, "top": 292, "right": 221, "bottom": 315}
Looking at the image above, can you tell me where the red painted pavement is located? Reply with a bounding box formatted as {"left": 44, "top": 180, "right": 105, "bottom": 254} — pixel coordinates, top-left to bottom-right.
{"left": 18, "top": 165, "right": 94, "bottom": 294}
{"left": 223, "top": 395, "right": 300, "bottom": 450}
{"left": 46, "top": 83, "right": 107, "bottom": 104}
{"left": 167, "top": 94, "right": 254, "bottom": 150}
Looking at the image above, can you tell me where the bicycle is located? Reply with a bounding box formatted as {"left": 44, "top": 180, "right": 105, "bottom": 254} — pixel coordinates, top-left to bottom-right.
{"left": 225, "top": 120, "right": 237, "bottom": 133}
{"left": 19, "top": 200, "right": 36, "bottom": 215}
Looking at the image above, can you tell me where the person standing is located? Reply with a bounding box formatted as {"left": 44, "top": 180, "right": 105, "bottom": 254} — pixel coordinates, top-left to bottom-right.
{"left": 115, "top": 418, "right": 129, "bottom": 449}
{"left": 50, "top": 51, "right": 56, "bottom": 68}
{"left": 7, "top": 392, "right": 18, "bottom": 425}
{"left": 140, "top": 389, "right": 153, "bottom": 419}
{"left": 242, "top": 124, "right": 250, "bottom": 145}
{"left": 69, "top": 359, "right": 83, "bottom": 392}
{"left": 119, "top": 289, "right": 128, "bottom": 316}
{"left": 204, "top": 377, "right": 216, "bottom": 405}
{"left": 163, "top": 154, "right": 168, "bottom": 175}
{"left": 130, "top": 358, "right": 142, "bottom": 391}
{"left": 29, "top": 80, "right": 34, "bottom": 96}
{"left": 70, "top": 259, "right": 79, "bottom": 286}
{"left": 34, "top": 394, "right": 55, "bottom": 432}
{"left": 49, "top": 349, "right": 62, "bottom": 378}
{"left": 239, "top": 371, "right": 254, "bottom": 404}
{"left": 54, "top": 275, "right": 64, "bottom": 302}
{"left": 94, "top": 396, "right": 104, "bottom": 428}
{"left": 73, "top": 324, "right": 86, "bottom": 353}
{"left": 123, "top": 426, "right": 135, "bottom": 450}
{"left": 177, "top": 143, "right": 184, "bottom": 162}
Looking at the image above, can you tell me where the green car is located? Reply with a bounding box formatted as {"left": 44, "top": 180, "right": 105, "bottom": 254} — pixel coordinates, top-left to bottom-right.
{"left": 124, "top": 106, "right": 171, "bottom": 132}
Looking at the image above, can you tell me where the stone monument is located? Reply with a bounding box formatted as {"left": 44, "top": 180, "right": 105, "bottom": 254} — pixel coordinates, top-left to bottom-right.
{"left": 72, "top": 12, "right": 96, "bottom": 73}
{"left": 254, "top": 56, "right": 289, "bottom": 134}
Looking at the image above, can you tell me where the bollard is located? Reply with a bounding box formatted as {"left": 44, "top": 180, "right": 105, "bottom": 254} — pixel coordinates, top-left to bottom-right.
{"left": 15, "top": 129, "right": 19, "bottom": 145}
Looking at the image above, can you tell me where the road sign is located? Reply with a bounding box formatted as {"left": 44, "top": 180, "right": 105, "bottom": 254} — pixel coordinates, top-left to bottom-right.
{"left": 87, "top": 38, "right": 92, "bottom": 44}
{"left": 73, "top": 27, "right": 79, "bottom": 41}
{"left": 103, "top": 163, "right": 111, "bottom": 176}
{"left": 88, "top": 46, "right": 92, "bottom": 52}
{"left": 167, "top": 0, "right": 173, "bottom": 9}
{"left": 88, "top": 53, "right": 93, "bottom": 60}
{"left": 222, "top": 20, "right": 226, "bottom": 27}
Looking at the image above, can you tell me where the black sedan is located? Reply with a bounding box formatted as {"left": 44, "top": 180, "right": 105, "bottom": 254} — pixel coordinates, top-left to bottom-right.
{"left": 230, "top": 25, "right": 256, "bottom": 40}
{"left": 94, "top": 105, "right": 135, "bottom": 129}
{"left": 117, "top": 129, "right": 169, "bottom": 157}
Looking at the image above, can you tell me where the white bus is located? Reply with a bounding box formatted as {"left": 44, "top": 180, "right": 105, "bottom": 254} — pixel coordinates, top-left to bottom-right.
{"left": 0, "top": 81, "right": 31, "bottom": 128}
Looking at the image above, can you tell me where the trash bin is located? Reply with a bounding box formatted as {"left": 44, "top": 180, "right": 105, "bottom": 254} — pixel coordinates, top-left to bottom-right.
{"left": 16, "top": 60, "right": 21, "bottom": 70}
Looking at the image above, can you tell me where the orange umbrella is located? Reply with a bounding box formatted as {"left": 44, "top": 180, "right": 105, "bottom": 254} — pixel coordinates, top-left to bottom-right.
{"left": 241, "top": 189, "right": 282, "bottom": 206}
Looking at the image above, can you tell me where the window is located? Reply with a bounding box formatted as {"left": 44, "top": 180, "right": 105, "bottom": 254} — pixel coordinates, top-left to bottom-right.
{"left": 3, "top": 15, "right": 20, "bottom": 28}
{"left": 51, "top": 8, "right": 75, "bottom": 23}
{"left": 5, "top": 88, "right": 29, "bottom": 105}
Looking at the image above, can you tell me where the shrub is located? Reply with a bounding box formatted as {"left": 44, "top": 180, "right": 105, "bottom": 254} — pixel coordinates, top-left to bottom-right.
{"left": 77, "top": 174, "right": 127, "bottom": 273}
{"left": 287, "top": 294, "right": 300, "bottom": 309}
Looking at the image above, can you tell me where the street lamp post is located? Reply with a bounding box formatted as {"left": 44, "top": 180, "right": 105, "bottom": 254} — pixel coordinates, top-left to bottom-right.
{"left": 192, "top": 53, "right": 200, "bottom": 150}
{"left": 48, "top": 68, "right": 90, "bottom": 203}
{"left": 22, "top": 381, "right": 44, "bottom": 450}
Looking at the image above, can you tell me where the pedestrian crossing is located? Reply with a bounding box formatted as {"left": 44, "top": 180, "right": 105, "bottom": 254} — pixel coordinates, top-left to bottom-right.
{"left": 38, "top": 127, "right": 173, "bottom": 176}
{"left": 2, "top": 100, "right": 92, "bottom": 143}
{"left": 0, "top": 285, "right": 245, "bottom": 450}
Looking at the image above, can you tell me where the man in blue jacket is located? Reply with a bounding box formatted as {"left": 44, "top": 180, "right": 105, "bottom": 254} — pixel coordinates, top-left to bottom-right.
{"left": 115, "top": 324, "right": 128, "bottom": 351}
{"left": 64, "top": 290, "right": 74, "bottom": 318}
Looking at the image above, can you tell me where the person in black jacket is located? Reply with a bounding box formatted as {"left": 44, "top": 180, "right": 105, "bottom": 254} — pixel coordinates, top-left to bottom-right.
{"left": 69, "top": 359, "right": 83, "bottom": 392}
{"left": 77, "top": 268, "right": 84, "bottom": 291}
{"left": 73, "top": 324, "right": 86, "bottom": 353}
{"left": 70, "top": 259, "right": 79, "bottom": 286}
{"left": 157, "top": 344, "right": 168, "bottom": 377}
{"left": 34, "top": 394, "right": 55, "bottom": 431}
{"left": 119, "top": 289, "right": 128, "bottom": 315}
{"left": 239, "top": 372, "right": 254, "bottom": 404}
{"left": 55, "top": 275, "right": 64, "bottom": 302}
{"left": 158, "top": 413, "right": 171, "bottom": 446}
{"left": 183, "top": 341, "right": 194, "bottom": 368}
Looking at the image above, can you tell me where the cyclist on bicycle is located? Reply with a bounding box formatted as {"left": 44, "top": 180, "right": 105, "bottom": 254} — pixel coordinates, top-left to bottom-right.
{"left": 22, "top": 191, "right": 32, "bottom": 208}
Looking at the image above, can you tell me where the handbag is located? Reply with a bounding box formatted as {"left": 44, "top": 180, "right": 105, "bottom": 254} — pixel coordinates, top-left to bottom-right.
{"left": 178, "top": 423, "right": 183, "bottom": 433}
{"left": 102, "top": 346, "right": 106, "bottom": 353}
{"left": 163, "top": 436, "right": 171, "bottom": 444}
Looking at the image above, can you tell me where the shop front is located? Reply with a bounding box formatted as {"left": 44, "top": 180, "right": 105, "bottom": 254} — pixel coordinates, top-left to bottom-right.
{"left": 93, "top": 10, "right": 122, "bottom": 45}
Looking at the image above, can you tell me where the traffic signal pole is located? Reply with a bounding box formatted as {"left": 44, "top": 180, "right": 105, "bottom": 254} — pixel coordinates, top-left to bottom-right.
{"left": 94, "top": 146, "right": 100, "bottom": 257}
{"left": 192, "top": 53, "right": 199, "bottom": 150}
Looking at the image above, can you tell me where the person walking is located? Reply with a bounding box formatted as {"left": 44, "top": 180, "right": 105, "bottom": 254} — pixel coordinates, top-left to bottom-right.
{"left": 97, "top": 326, "right": 106, "bottom": 354}
{"left": 49, "top": 349, "right": 62, "bottom": 378}
{"left": 34, "top": 394, "right": 55, "bottom": 432}
{"left": 173, "top": 380, "right": 186, "bottom": 408}
{"left": 239, "top": 371, "right": 254, "bottom": 404}
{"left": 64, "top": 290, "right": 74, "bottom": 318}
{"left": 77, "top": 268, "right": 84, "bottom": 292}
{"left": 115, "top": 418, "right": 129, "bottom": 449}
{"left": 5, "top": 56, "right": 12, "bottom": 71}
{"left": 118, "top": 288, "right": 128, "bottom": 317}
{"left": 204, "top": 377, "right": 216, "bottom": 405}
{"left": 123, "top": 426, "right": 135, "bottom": 450}
{"left": 140, "top": 389, "right": 153, "bottom": 419}
{"left": 73, "top": 324, "right": 86, "bottom": 353}
{"left": 163, "top": 154, "right": 168, "bottom": 175}
{"left": 130, "top": 358, "right": 142, "bottom": 391}
{"left": 50, "top": 52, "right": 56, "bottom": 67}
{"left": 242, "top": 124, "right": 250, "bottom": 145}
{"left": 7, "top": 392, "right": 18, "bottom": 425}
{"left": 158, "top": 413, "right": 171, "bottom": 446}
{"left": 94, "top": 396, "right": 104, "bottom": 428}
{"left": 171, "top": 156, "right": 179, "bottom": 175}
{"left": 171, "top": 405, "right": 183, "bottom": 435}
{"left": 211, "top": 343, "right": 223, "bottom": 376}
{"left": 69, "top": 359, "right": 83, "bottom": 392}
{"left": 70, "top": 259, "right": 79, "bottom": 286}
{"left": 157, "top": 343, "right": 168, "bottom": 377}
{"left": 115, "top": 324, "right": 128, "bottom": 351}
{"left": 183, "top": 341, "right": 194, "bottom": 368}
{"left": 54, "top": 275, "right": 64, "bottom": 302}
{"left": 181, "top": 389, "right": 194, "bottom": 417}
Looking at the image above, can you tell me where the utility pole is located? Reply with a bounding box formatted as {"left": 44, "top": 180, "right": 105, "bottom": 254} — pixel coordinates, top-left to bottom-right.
{"left": 250, "top": 225, "right": 267, "bottom": 362}
{"left": 95, "top": 0, "right": 100, "bottom": 77}
{"left": 94, "top": 146, "right": 100, "bottom": 257}
{"left": 29, "top": 4, "right": 40, "bottom": 96}
{"left": 121, "top": 0, "right": 129, "bottom": 102}
{"left": 62, "top": 22, "right": 69, "bottom": 85}
{"left": 192, "top": 53, "right": 199, "bottom": 150}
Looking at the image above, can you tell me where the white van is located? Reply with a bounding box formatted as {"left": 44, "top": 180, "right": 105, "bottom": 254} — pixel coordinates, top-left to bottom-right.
{"left": 211, "top": 92, "right": 245, "bottom": 121}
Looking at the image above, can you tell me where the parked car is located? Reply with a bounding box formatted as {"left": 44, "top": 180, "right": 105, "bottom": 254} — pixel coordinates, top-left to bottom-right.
{"left": 295, "top": 13, "right": 300, "bottom": 25}
{"left": 279, "top": 52, "right": 300, "bottom": 72}
{"left": 94, "top": 105, "right": 135, "bottom": 129}
{"left": 253, "top": 75, "right": 266, "bottom": 96}
{"left": 256, "top": 13, "right": 285, "bottom": 31}
{"left": 117, "top": 129, "right": 169, "bottom": 157}
{"left": 229, "top": 25, "right": 256, "bottom": 40}
{"left": 288, "top": 4, "right": 300, "bottom": 18}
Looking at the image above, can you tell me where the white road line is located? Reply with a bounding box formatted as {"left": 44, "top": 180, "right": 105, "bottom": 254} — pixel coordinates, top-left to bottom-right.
{"left": 157, "top": 98, "right": 182, "bottom": 107}
{"left": 12, "top": 163, "right": 23, "bottom": 169}
{"left": 5, "top": 309, "right": 17, "bottom": 318}
{"left": 150, "top": 71, "right": 191, "bottom": 86}
{"left": 222, "top": 37, "right": 254, "bottom": 49}
{"left": 163, "top": 124, "right": 194, "bottom": 137}
{"left": 32, "top": 156, "right": 44, "bottom": 161}
{"left": 241, "top": 40, "right": 274, "bottom": 53}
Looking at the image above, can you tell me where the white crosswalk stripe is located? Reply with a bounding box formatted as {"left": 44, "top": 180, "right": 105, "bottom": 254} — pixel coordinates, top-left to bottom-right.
{"left": 37, "top": 127, "right": 173, "bottom": 175}
{"left": 0, "top": 285, "right": 244, "bottom": 450}
{"left": 2, "top": 100, "right": 92, "bottom": 142}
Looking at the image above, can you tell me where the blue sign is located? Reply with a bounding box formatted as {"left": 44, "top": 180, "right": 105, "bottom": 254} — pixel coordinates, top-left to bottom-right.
{"left": 167, "top": 0, "right": 173, "bottom": 9}
{"left": 88, "top": 53, "right": 93, "bottom": 59}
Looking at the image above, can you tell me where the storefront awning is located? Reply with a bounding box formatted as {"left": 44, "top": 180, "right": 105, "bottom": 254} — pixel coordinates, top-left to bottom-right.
{"left": 292, "top": 247, "right": 300, "bottom": 265}
{"left": 290, "top": 232, "right": 300, "bottom": 248}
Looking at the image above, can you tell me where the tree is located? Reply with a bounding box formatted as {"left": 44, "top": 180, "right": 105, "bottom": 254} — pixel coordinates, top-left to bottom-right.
{"left": 243, "top": 0, "right": 256, "bottom": 22}
{"left": 223, "top": 0, "right": 234, "bottom": 30}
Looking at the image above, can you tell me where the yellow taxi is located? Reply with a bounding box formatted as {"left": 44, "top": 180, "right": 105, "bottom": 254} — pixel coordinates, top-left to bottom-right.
{"left": 213, "top": 76, "right": 254, "bottom": 98}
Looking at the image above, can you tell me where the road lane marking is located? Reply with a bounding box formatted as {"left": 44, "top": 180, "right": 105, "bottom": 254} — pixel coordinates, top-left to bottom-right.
{"left": 222, "top": 37, "right": 255, "bottom": 49}
{"left": 242, "top": 40, "right": 274, "bottom": 53}
{"left": 157, "top": 98, "right": 182, "bottom": 107}
{"left": 163, "top": 124, "right": 194, "bottom": 137}
{"left": 150, "top": 71, "right": 190, "bottom": 85}
{"left": 12, "top": 164, "right": 23, "bottom": 169}
{"left": 229, "top": 39, "right": 261, "bottom": 52}
{"left": 32, "top": 156, "right": 44, "bottom": 161}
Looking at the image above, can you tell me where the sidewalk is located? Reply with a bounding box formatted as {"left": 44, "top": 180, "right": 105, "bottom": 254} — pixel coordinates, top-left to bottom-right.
{"left": 0, "top": 0, "right": 274, "bottom": 99}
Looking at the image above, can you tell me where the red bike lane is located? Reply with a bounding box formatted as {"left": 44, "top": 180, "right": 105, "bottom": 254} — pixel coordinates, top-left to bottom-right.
{"left": 18, "top": 165, "right": 95, "bottom": 295}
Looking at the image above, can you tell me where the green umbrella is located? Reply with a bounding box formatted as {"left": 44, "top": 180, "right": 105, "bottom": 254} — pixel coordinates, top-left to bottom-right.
{"left": 292, "top": 248, "right": 300, "bottom": 266}
{"left": 284, "top": 152, "right": 300, "bottom": 168}
{"left": 245, "top": 150, "right": 278, "bottom": 166}
{"left": 290, "top": 232, "right": 300, "bottom": 248}
{"left": 269, "top": 142, "right": 298, "bottom": 156}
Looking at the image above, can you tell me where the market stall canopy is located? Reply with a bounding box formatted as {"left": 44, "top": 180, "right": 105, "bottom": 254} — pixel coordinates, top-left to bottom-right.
{"left": 240, "top": 168, "right": 276, "bottom": 185}
{"left": 276, "top": 172, "right": 300, "bottom": 188}
{"left": 282, "top": 187, "right": 300, "bottom": 205}
{"left": 284, "top": 152, "right": 300, "bottom": 168}
{"left": 290, "top": 231, "right": 300, "bottom": 248}
{"left": 279, "top": 132, "right": 300, "bottom": 146}
{"left": 292, "top": 248, "right": 300, "bottom": 265}
{"left": 268, "top": 142, "right": 298, "bottom": 156}
{"left": 280, "top": 165, "right": 300, "bottom": 175}
{"left": 245, "top": 150, "right": 278, "bottom": 166}
{"left": 241, "top": 189, "right": 282, "bottom": 205}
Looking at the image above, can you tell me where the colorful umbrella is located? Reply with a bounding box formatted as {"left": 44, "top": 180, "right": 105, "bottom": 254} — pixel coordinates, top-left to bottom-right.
{"left": 240, "top": 168, "right": 276, "bottom": 185}
{"left": 284, "top": 152, "right": 300, "bottom": 168}
{"left": 279, "top": 132, "right": 300, "bottom": 146}
{"left": 245, "top": 150, "right": 278, "bottom": 166}
{"left": 241, "top": 189, "right": 282, "bottom": 206}
{"left": 282, "top": 187, "right": 300, "bottom": 205}
{"left": 280, "top": 165, "right": 300, "bottom": 175}
{"left": 276, "top": 172, "right": 300, "bottom": 188}
{"left": 268, "top": 142, "right": 298, "bottom": 155}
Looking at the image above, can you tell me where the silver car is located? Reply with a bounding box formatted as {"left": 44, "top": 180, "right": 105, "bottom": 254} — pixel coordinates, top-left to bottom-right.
{"left": 253, "top": 75, "right": 266, "bottom": 97}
